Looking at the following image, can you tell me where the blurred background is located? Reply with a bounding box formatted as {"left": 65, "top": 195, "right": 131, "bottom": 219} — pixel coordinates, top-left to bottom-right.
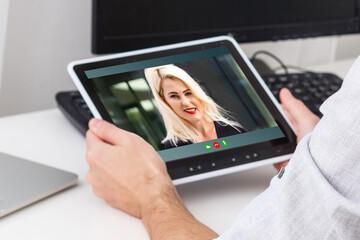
{"left": 0, "top": 0, "right": 359, "bottom": 117}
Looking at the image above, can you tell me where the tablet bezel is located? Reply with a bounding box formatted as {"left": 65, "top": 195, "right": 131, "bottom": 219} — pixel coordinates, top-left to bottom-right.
{"left": 68, "top": 36, "right": 297, "bottom": 185}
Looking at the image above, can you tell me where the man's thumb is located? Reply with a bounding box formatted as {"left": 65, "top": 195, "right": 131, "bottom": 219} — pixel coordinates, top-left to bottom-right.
{"left": 279, "top": 88, "right": 309, "bottom": 121}
{"left": 88, "top": 118, "right": 124, "bottom": 145}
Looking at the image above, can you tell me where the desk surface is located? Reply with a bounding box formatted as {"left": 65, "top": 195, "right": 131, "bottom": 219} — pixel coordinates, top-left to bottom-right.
{"left": 0, "top": 57, "right": 357, "bottom": 240}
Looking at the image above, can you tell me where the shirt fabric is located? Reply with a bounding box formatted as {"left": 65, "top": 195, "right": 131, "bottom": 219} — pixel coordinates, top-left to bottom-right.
{"left": 216, "top": 57, "right": 360, "bottom": 240}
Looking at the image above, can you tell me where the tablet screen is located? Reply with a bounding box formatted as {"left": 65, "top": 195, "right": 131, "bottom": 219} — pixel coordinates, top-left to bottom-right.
{"left": 71, "top": 37, "right": 296, "bottom": 181}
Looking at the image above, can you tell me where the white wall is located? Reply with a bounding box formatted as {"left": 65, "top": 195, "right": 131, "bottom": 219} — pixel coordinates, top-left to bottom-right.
{"left": 0, "top": 0, "right": 93, "bottom": 117}
{"left": 0, "top": 0, "right": 359, "bottom": 117}
{"left": 0, "top": 0, "right": 10, "bottom": 92}
{"left": 336, "top": 34, "right": 360, "bottom": 60}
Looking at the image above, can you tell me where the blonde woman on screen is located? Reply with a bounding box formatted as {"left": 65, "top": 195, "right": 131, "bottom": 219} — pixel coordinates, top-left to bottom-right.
{"left": 144, "top": 64, "right": 247, "bottom": 149}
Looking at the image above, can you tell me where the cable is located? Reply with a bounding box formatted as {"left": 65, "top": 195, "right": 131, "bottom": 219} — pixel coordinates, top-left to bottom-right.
{"left": 250, "top": 50, "right": 289, "bottom": 75}
{"left": 272, "top": 65, "right": 316, "bottom": 74}
{"left": 250, "top": 50, "right": 319, "bottom": 75}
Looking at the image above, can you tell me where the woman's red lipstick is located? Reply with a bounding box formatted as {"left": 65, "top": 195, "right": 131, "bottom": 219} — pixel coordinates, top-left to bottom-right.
{"left": 184, "top": 107, "right": 197, "bottom": 114}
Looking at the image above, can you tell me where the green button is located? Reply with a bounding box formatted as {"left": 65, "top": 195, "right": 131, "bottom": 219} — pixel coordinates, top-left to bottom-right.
{"left": 205, "top": 144, "right": 212, "bottom": 150}
{"left": 221, "top": 140, "right": 228, "bottom": 146}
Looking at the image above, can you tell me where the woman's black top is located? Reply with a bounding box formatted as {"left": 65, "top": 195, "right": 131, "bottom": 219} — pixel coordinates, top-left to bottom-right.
{"left": 163, "top": 121, "right": 248, "bottom": 149}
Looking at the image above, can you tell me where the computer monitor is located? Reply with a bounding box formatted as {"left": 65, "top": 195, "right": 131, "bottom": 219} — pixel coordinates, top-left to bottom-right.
{"left": 92, "top": 0, "right": 360, "bottom": 54}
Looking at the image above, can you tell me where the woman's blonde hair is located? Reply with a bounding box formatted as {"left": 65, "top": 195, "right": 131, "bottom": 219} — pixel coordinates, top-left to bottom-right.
{"left": 144, "top": 64, "right": 242, "bottom": 146}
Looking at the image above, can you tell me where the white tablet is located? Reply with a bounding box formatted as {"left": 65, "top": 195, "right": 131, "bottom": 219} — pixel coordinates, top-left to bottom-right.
{"left": 68, "top": 36, "right": 296, "bottom": 185}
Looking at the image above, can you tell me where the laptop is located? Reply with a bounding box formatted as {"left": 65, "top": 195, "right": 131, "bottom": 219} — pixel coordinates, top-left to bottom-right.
{"left": 0, "top": 152, "right": 78, "bottom": 218}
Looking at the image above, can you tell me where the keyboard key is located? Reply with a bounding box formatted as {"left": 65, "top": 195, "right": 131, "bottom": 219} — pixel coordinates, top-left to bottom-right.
{"left": 325, "top": 91, "right": 333, "bottom": 97}
{"left": 314, "top": 92, "right": 322, "bottom": 98}
{"left": 308, "top": 87, "right": 317, "bottom": 93}
{"left": 318, "top": 86, "right": 326, "bottom": 92}
{"left": 294, "top": 88, "right": 303, "bottom": 94}
{"left": 274, "top": 84, "right": 283, "bottom": 89}
{"left": 279, "top": 76, "right": 288, "bottom": 82}
{"left": 286, "top": 82, "right": 295, "bottom": 88}
{"left": 330, "top": 85, "right": 340, "bottom": 91}
{"left": 267, "top": 77, "right": 276, "bottom": 83}
{"left": 301, "top": 81, "right": 311, "bottom": 87}
{"left": 290, "top": 74, "right": 300, "bottom": 80}
{"left": 300, "top": 95, "right": 310, "bottom": 101}
{"left": 312, "top": 80, "right": 320, "bottom": 86}
{"left": 272, "top": 89, "right": 279, "bottom": 96}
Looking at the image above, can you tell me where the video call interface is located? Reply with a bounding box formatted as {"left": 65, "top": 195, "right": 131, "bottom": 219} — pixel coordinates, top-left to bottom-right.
{"left": 84, "top": 47, "right": 286, "bottom": 162}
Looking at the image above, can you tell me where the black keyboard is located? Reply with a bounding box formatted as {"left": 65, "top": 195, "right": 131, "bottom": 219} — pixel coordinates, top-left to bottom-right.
{"left": 56, "top": 72, "right": 343, "bottom": 135}
{"left": 56, "top": 91, "right": 93, "bottom": 135}
{"left": 262, "top": 72, "right": 343, "bottom": 117}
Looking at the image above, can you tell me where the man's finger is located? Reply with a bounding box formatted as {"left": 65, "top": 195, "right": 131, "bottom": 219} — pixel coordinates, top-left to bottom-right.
{"left": 86, "top": 129, "right": 106, "bottom": 151}
{"left": 88, "top": 118, "right": 130, "bottom": 146}
{"left": 279, "top": 88, "right": 312, "bottom": 124}
{"left": 86, "top": 129, "right": 121, "bottom": 168}
{"left": 273, "top": 160, "right": 289, "bottom": 172}
{"left": 280, "top": 103, "right": 296, "bottom": 126}
{"left": 86, "top": 130, "right": 109, "bottom": 164}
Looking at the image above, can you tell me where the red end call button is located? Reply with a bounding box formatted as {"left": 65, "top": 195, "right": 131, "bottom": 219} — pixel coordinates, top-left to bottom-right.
{"left": 213, "top": 142, "right": 220, "bottom": 148}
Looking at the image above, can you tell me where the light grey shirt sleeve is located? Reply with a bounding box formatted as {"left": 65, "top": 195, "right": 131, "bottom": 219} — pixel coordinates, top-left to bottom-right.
{"left": 216, "top": 57, "right": 360, "bottom": 240}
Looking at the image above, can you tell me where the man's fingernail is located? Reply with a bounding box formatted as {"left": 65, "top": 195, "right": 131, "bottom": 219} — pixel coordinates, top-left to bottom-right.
{"left": 89, "top": 118, "right": 102, "bottom": 129}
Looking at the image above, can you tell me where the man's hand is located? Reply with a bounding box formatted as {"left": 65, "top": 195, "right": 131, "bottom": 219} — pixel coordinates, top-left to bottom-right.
{"left": 274, "top": 88, "right": 321, "bottom": 171}
{"left": 280, "top": 88, "right": 321, "bottom": 142}
{"left": 86, "top": 118, "right": 170, "bottom": 217}
{"left": 86, "top": 119, "right": 218, "bottom": 240}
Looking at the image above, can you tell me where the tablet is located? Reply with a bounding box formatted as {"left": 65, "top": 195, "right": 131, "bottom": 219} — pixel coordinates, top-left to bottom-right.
{"left": 68, "top": 36, "right": 296, "bottom": 185}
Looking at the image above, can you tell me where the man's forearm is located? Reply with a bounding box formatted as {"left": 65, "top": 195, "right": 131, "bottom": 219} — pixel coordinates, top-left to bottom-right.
{"left": 141, "top": 182, "right": 218, "bottom": 240}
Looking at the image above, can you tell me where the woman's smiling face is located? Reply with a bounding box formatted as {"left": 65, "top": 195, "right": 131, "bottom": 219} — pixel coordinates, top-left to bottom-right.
{"left": 161, "top": 78, "right": 203, "bottom": 123}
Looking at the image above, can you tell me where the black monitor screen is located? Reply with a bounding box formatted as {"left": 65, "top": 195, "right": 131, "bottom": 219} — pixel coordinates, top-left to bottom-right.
{"left": 92, "top": 0, "right": 360, "bottom": 54}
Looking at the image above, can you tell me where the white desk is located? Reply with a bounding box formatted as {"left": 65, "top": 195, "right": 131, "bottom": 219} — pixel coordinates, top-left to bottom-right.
{"left": 0, "top": 58, "right": 357, "bottom": 240}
